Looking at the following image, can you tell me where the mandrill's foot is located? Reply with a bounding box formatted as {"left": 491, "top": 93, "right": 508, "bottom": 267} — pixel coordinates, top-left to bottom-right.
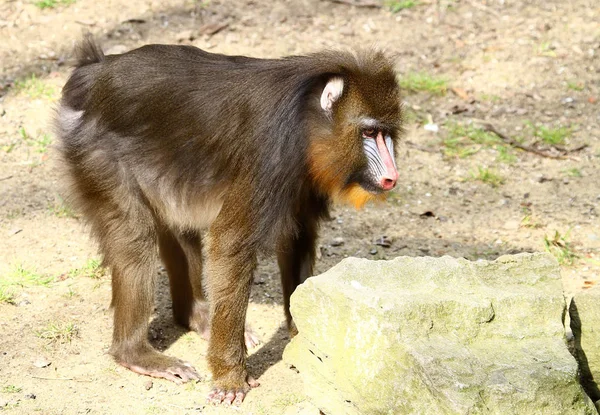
{"left": 207, "top": 374, "right": 260, "bottom": 406}
{"left": 287, "top": 319, "right": 299, "bottom": 338}
{"left": 112, "top": 346, "right": 200, "bottom": 384}
{"left": 243, "top": 325, "right": 261, "bottom": 349}
{"left": 186, "top": 300, "right": 211, "bottom": 340}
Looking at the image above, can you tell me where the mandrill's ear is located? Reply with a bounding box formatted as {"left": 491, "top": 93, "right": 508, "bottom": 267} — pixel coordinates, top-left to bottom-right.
{"left": 320, "top": 77, "right": 344, "bottom": 112}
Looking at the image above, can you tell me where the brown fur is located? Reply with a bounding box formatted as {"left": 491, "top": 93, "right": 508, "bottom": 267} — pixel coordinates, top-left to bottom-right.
{"left": 55, "top": 35, "right": 402, "bottom": 403}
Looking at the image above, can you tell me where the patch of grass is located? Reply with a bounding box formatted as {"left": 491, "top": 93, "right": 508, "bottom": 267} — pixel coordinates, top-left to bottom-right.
{"left": 68, "top": 258, "right": 105, "bottom": 279}
{"left": 35, "top": 321, "right": 79, "bottom": 344}
{"left": 566, "top": 81, "right": 584, "bottom": 92}
{"left": 562, "top": 168, "right": 582, "bottom": 178}
{"left": 34, "top": 134, "right": 52, "bottom": 153}
{"left": 3, "top": 264, "right": 54, "bottom": 288}
{"left": 443, "top": 139, "right": 479, "bottom": 158}
{"left": 386, "top": 0, "right": 419, "bottom": 13}
{"left": 386, "top": 190, "right": 403, "bottom": 202}
{"left": 34, "top": 0, "right": 76, "bottom": 9}
{"left": 448, "top": 123, "right": 499, "bottom": 145}
{"left": 0, "top": 288, "right": 17, "bottom": 305}
{"left": 6, "top": 208, "right": 23, "bottom": 220}
{"left": 544, "top": 230, "right": 578, "bottom": 266}
{"left": 442, "top": 122, "right": 503, "bottom": 159}
{"left": 2, "top": 140, "right": 19, "bottom": 153}
{"left": 19, "top": 127, "right": 52, "bottom": 154}
{"left": 398, "top": 72, "right": 448, "bottom": 96}
{"left": 536, "top": 41, "right": 556, "bottom": 58}
{"left": 527, "top": 122, "right": 571, "bottom": 146}
{"left": 145, "top": 405, "right": 162, "bottom": 415}
{"left": 184, "top": 379, "right": 199, "bottom": 392}
{"left": 496, "top": 145, "right": 517, "bottom": 164}
{"left": 0, "top": 264, "right": 51, "bottom": 303}
{"left": 520, "top": 214, "right": 542, "bottom": 229}
{"left": 63, "top": 287, "right": 77, "bottom": 299}
{"left": 14, "top": 74, "right": 56, "bottom": 99}
{"left": 1, "top": 385, "right": 22, "bottom": 394}
{"left": 48, "top": 197, "right": 77, "bottom": 218}
{"left": 468, "top": 166, "right": 505, "bottom": 187}
{"left": 480, "top": 94, "right": 501, "bottom": 103}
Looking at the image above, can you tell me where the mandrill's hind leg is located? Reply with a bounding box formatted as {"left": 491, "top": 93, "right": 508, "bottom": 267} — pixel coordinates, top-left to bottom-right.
{"left": 157, "top": 228, "right": 211, "bottom": 339}
{"left": 85, "top": 192, "right": 199, "bottom": 384}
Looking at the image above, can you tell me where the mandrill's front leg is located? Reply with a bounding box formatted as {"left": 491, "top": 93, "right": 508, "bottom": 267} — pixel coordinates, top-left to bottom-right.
{"left": 204, "top": 212, "right": 260, "bottom": 405}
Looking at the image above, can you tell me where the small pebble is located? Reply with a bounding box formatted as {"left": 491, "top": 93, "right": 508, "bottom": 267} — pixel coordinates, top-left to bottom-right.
{"left": 330, "top": 237, "right": 345, "bottom": 247}
{"left": 424, "top": 123, "right": 439, "bottom": 133}
{"left": 33, "top": 358, "right": 51, "bottom": 368}
{"left": 144, "top": 380, "right": 153, "bottom": 391}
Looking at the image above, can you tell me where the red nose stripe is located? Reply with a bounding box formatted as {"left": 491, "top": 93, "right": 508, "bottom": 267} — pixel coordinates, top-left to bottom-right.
{"left": 376, "top": 132, "right": 398, "bottom": 183}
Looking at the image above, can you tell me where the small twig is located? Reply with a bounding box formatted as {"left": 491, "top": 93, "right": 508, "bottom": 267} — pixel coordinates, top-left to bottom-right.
{"left": 74, "top": 20, "right": 96, "bottom": 27}
{"left": 327, "top": 0, "right": 382, "bottom": 8}
{"left": 405, "top": 140, "right": 438, "bottom": 153}
{"left": 31, "top": 375, "right": 92, "bottom": 382}
{"left": 467, "top": 0, "right": 501, "bottom": 17}
{"left": 568, "top": 144, "right": 588, "bottom": 152}
{"left": 32, "top": 376, "right": 72, "bottom": 381}
{"left": 474, "top": 121, "right": 586, "bottom": 160}
{"left": 0, "top": 175, "right": 13, "bottom": 181}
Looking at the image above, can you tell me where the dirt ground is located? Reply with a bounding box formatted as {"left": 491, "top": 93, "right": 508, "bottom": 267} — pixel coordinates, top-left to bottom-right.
{"left": 0, "top": 0, "right": 599, "bottom": 413}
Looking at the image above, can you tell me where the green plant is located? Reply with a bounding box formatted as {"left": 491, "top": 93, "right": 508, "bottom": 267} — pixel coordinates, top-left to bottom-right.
{"left": 2, "top": 140, "right": 18, "bottom": 153}
{"left": 68, "top": 258, "right": 105, "bottom": 279}
{"left": 34, "top": 0, "right": 76, "bottom": 9}
{"left": 520, "top": 214, "right": 542, "bottom": 229}
{"left": 398, "top": 72, "right": 448, "bottom": 96}
{"left": 442, "top": 122, "right": 503, "bottom": 158}
{"left": 1, "top": 385, "right": 22, "bottom": 394}
{"left": 0, "top": 288, "right": 16, "bottom": 305}
{"left": 496, "top": 145, "right": 517, "bottom": 164}
{"left": 48, "top": 197, "right": 77, "bottom": 218}
{"left": 566, "top": 81, "right": 584, "bottom": 91}
{"left": 386, "top": 0, "right": 418, "bottom": 12}
{"left": 34, "top": 134, "right": 52, "bottom": 153}
{"left": 442, "top": 138, "right": 479, "bottom": 158}
{"left": 6, "top": 208, "right": 23, "bottom": 220}
{"left": 527, "top": 122, "right": 571, "bottom": 146}
{"left": 562, "top": 168, "right": 582, "bottom": 178}
{"left": 14, "top": 74, "right": 56, "bottom": 99}
{"left": 18, "top": 127, "right": 53, "bottom": 153}
{"left": 63, "top": 287, "right": 77, "bottom": 299}
{"left": 544, "top": 230, "right": 578, "bottom": 266}
{"left": 447, "top": 123, "right": 499, "bottom": 145}
{"left": 3, "top": 264, "right": 53, "bottom": 287}
{"left": 468, "top": 167, "right": 505, "bottom": 187}
{"left": 35, "top": 321, "right": 79, "bottom": 343}
{"left": 536, "top": 42, "right": 556, "bottom": 58}
{"left": 480, "top": 94, "right": 501, "bottom": 102}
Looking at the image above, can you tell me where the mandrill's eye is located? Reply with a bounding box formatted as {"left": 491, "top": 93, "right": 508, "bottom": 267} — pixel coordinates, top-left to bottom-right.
{"left": 361, "top": 129, "right": 377, "bottom": 139}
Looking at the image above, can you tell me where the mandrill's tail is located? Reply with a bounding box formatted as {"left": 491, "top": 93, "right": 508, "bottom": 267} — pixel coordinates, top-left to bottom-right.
{"left": 72, "top": 33, "right": 105, "bottom": 68}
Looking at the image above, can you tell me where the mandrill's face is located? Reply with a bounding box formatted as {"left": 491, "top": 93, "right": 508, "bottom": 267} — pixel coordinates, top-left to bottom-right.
{"left": 309, "top": 71, "right": 403, "bottom": 208}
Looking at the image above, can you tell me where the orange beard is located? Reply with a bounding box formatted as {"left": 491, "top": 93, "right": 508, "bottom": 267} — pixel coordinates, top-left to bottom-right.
{"left": 337, "top": 183, "right": 386, "bottom": 209}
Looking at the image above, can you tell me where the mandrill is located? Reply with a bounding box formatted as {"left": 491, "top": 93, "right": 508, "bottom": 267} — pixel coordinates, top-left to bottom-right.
{"left": 55, "top": 35, "right": 402, "bottom": 405}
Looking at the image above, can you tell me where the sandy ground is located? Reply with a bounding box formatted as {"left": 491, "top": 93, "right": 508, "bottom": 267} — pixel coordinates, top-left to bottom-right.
{"left": 0, "top": 0, "right": 599, "bottom": 413}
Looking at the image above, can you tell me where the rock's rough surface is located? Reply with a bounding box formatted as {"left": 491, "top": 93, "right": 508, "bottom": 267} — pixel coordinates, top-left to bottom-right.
{"left": 284, "top": 253, "right": 595, "bottom": 415}
{"left": 571, "top": 285, "right": 600, "bottom": 402}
